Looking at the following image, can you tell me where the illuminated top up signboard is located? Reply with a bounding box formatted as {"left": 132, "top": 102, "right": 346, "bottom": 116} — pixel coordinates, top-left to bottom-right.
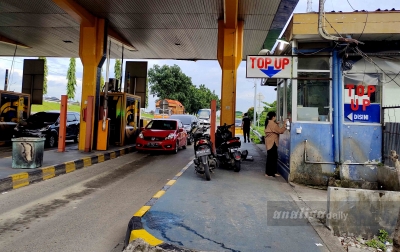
{"left": 246, "top": 56, "right": 292, "bottom": 78}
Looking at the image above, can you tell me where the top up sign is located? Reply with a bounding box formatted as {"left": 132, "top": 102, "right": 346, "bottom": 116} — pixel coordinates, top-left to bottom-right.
{"left": 343, "top": 73, "right": 380, "bottom": 123}
{"left": 246, "top": 56, "right": 292, "bottom": 78}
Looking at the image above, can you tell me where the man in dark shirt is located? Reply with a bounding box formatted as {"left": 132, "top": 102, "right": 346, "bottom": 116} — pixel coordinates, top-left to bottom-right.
{"left": 241, "top": 113, "right": 251, "bottom": 143}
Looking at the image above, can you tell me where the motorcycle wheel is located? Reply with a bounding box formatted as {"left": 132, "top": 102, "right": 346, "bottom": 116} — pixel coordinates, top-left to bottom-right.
{"left": 204, "top": 164, "right": 211, "bottom": 181}
{"left": 234, "top": 160, "right": 241, "bottom": 172}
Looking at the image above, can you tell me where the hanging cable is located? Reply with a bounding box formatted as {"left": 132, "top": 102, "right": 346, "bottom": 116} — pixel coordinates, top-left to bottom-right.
{"left": 351, "top": 46, "right": 400, "bottom": 87}
{"left": 8, "top": 44, "right": 18, "bottom": 90}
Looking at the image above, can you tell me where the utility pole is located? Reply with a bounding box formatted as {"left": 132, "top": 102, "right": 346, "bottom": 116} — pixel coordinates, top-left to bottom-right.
{"left": 256, "top": 92, "right": 264, "bottom": 128}
{"left": 307, "top": 0, "right": 313, "bottom": 12}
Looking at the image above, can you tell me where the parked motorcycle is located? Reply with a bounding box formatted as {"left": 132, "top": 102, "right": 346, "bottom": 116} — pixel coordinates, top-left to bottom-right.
{"left": 215, "top": 123, "right": 248, "bottom": 172}
{"left": 192, "top": 125, "right": 217, "bottom": 181}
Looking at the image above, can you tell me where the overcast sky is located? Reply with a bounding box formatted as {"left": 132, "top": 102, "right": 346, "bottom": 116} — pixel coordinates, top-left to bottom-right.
{"left": 0, "top": 0, "right": 399, "bottom": 112}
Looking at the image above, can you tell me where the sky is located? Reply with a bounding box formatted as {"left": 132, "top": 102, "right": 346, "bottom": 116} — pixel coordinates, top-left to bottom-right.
{"left": 0, "top": 0, "right": 399, "bottom": 112}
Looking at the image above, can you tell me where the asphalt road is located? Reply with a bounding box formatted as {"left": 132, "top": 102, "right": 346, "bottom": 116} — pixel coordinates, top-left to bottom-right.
{"left": 0, "top": 146, "right": 195, "bottom": 252}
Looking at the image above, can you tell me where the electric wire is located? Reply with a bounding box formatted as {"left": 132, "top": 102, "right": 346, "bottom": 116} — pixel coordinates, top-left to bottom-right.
{"left": 8, "top": 45, "right": 18, "bottom": 90}
{"left": 357, "top": 11, "right": 369, "bottom": 40}
{"left": 351, "top": 46, "right": 400, "bottom": 87}
{"left": 324, "top": 17, "right": 343, "bottom": 38}
{"left": 346, "top": 0, "right": 356, "bottom": 11}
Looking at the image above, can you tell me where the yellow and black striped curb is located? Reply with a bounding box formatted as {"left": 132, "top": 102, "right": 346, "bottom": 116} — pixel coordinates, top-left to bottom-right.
{"left": 124, "top": 161, "right": 193, "bottom": 250}
{"left": 0, "top": 145, "right": 136, "bottom": 193}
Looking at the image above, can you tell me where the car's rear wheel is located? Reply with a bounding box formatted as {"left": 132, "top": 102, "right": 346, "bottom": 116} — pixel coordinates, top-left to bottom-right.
{"left": 47, "top": 134, "right": 57, "bottom": 148}
{"left": 74, "top": 132, "right": 79, "bottom": 143}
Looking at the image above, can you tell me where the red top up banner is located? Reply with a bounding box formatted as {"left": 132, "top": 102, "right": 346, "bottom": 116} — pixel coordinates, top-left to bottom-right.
{"left": 246, "top": 56, "right": 292, "bottom": 78}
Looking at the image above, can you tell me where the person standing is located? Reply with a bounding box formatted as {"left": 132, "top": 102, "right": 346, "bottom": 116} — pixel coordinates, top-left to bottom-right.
{"left": 241, "top": 113, "right": 251, "bottom": 143}
{"left": 264, "top": 111, "right": 286, "bottom": 177}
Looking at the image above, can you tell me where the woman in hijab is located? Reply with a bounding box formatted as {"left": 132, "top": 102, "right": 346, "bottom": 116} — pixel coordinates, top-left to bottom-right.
{"left": 264, "top": 111, "right": 286, "bottom": 177}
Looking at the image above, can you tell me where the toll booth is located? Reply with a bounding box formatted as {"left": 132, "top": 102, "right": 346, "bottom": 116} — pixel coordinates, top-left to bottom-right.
{"left": 97, "top": 92, "right": 141, "bottom": 149}
{"left": 272, "top": 42, "right": 400, "bottom": 187}
{"left": 0, "top": 91, "right": 30, "bottom": 145}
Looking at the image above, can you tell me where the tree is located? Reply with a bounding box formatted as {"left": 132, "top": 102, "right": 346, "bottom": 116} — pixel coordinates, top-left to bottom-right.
{"left": 262, "top": 101, "right": 277, "bottom": 114}
{"left": 148, "top": 64, "right": 195, "bottom": 113}
{"left": 38, "top": 57, "right": 48, "bottom": 95}
{"left": 145, "top": 78, "right": 149, "bottom": 108}
{"left": 66, "top": 58, "right": 77, "bottom": 100}
{"left": 114, "top": 59, "right": 121, "bottom": 80}
{"left": 148, "top": 64, "right": 221, "bottom": 114}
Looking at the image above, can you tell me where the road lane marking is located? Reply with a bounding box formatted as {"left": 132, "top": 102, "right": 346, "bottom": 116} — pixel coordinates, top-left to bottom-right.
{"left": 152, "top": 190, "right": 165, "bottom": 199}
{"left": 65, "top": 161, "right": 76, "bottom": 173}
{"left": 82, "top": 157, "right": 91, "bottom": 167}
{"left": 97, "top": 154, "right": 105, "bottom": 163}
{"left": 166, "top": 180, "right": 176, "bottom": 186}
{"left": 129, "top": 229, "right": 163, "bottom": 246}
{"left": 127, "top": 159, "right": 194, "bottom": 246}
{"left": 42, "top": 166, "right": 55, "bottom": 180}
{"left": 133, "top": 206, "right": 151, "bottom": 217}
{"left": 11, "top": 172, "right": 29, "bottom": 189}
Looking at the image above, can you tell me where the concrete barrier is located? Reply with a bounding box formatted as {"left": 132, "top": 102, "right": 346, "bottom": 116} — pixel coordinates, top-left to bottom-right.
{"left": 327, "top": 187, "right": 400, "bottom": 238}
{"left": 0, "top": 146, "right": 136, "bottom": 193}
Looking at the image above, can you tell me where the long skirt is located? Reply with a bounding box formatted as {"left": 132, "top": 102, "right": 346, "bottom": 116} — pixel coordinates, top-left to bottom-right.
{"left": 266, "top": 143, "right": 278, "bottom": 176}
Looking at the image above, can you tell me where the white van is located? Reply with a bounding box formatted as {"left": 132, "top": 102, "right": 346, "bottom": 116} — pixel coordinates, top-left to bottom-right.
{"left": 197, "top": 109, "right": 211, "bottom": 126}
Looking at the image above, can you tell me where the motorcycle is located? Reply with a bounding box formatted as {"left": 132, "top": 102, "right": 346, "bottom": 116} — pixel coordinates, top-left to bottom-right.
{"left": 192, "top": 125, "right": 217, "bottom": 181}
{"left": 215, "top": 123, "right": 248, "bottom": 172}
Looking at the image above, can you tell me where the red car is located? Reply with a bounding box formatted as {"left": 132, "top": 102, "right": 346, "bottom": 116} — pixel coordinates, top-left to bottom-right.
{"left": 136, "top": 119, "right": 187, "bottom": 153}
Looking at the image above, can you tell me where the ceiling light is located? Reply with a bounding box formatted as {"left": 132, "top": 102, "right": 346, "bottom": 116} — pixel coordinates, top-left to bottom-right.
{"left": 63, "top": 40, "right": 73, "bottom": 43}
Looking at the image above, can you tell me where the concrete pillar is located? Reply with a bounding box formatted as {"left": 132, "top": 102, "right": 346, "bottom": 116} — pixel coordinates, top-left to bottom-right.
{"left": 78, "top": 18, "right": 106, "bottom": 151}
{"left": 217, "top": 0, "right": 243, "bottom": 135}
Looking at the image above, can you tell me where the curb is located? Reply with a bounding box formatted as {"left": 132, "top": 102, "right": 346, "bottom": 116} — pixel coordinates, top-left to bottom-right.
{"left": 124, "top": 161, "right": 193, "bottom": 250}
{"left": 0, "top": 145, "right": 136, "bottom": 193}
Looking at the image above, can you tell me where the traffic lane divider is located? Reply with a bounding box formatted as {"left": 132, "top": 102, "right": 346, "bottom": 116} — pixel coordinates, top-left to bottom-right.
{"left": 124, "top": 160, "right": 193, "bottom": 249}
{"left": 0, "top": 146, "right": 136, "bottom": 193}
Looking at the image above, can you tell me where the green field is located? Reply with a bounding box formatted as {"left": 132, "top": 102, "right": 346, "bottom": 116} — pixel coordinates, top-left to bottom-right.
{"left": 31, "top": 101, "right": 81, "bottom": 113}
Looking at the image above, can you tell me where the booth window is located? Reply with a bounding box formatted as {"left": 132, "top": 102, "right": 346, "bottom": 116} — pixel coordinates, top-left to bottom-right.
{"left": 296, "top": 56, "right": 331, "bottom": 122}
{"left": 297, "top": 72, "right": 330, "bottom": 122}
{"left": 344, "top": 73, "right": 380, "bottom": 104}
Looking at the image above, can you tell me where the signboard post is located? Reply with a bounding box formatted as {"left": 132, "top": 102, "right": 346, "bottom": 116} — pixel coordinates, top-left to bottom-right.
{"left": 161, "top": 99, "right": 169, "bottom": 119}
{"left": 246, "top": 56, "right": 292, "bottom": 79}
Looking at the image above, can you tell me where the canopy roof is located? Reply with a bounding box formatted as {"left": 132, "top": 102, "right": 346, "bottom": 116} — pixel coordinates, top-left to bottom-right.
{"left": 0, "top": 0, "right": 298, "bottom": 59}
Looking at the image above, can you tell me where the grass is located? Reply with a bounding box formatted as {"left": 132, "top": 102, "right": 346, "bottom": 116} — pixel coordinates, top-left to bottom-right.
{"left": 31, "top": 101, "right": 81, "bottom": 113}
{"left": 141, "top": 112, "right": 154, "bottom": 119}
{"left": 250, "top": 126, "right": 264, "bottom": 144}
